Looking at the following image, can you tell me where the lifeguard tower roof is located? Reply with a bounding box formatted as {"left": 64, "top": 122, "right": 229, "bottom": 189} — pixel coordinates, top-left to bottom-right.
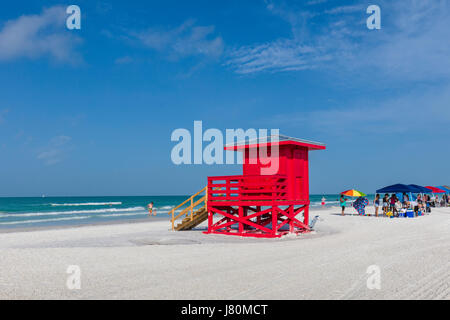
{"left": 224, "top": 134, "right": 326, "bottom": 151}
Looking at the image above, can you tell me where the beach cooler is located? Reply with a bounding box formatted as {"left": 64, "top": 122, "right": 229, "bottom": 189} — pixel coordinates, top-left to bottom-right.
{"left": 406, "top": 210, "right": 414, "bottom": 218}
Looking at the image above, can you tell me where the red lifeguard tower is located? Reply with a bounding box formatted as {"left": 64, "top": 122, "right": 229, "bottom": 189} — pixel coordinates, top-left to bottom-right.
{"left": 206, "top": 135, "right": 325, "bottom": 238}
{"left": 168, "top": 135, "right": 325, "bottom": 238}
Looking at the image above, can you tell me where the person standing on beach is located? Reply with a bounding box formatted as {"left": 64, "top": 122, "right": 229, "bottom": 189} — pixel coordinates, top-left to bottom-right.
{"left": 431, "top": 194, "right": 436, "bottom": 207}
{"left": 374, "top": 194, "right": 380, "bottom": 217}
{"left": 402, "top": 192, "right": 410, "bottom": 208}
{"left": 416, "top": 194, "right": 424, "bottom": 212}
{"left": 382, "top": 194, "right": 389, "bottom": 216}
{"left": 425, "top": 194, "right": 431, "bottom": 212}
{"left": 147, "top": 202, "right": 156, "bottom": 216}
{"left": 340, "top": 195, "right": 348, "bottom": 216}
{"left": 389, "top": 194, "right": 398, "bottom": 216}
{"left": 321, "top": 196, "right": 326, "bottom": 206}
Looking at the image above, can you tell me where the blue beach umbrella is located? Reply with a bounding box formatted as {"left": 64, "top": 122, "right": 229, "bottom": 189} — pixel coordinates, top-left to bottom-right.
{"left": 376, "top": 184, "right": 415, "bottom": 193}
{"left": 377, "top": 184, "right": 414, "bottom": 205}
{"left": 409, "top": 184, "right": 432, "bottom": 193}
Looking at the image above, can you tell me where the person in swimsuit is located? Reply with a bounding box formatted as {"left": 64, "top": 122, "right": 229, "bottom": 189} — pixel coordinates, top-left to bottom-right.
{"left": 147, "top": 202, "right": 156, "bottom": 216}
{"left": 389, "top": 194, "right": 398, "bottom": 216}
{"left": 374, "top": 193, "right": 380, "bottom": 217}
{"left": 416, "top": 194, "right": 424, "bottom": 211}
{"left": 425, "top": 194, "right": 431, "bottom": 212}
{"left": 382, "top": 194, "right": 389, "bottom": 216}
{"left": 402, "top": 192, "right": 410, "bottom": 208}
{"left": 340, "top": 194, "right": 348, "bottom": 216}
{"left": 321, "top": 196, "right": 326, "bottom": 206}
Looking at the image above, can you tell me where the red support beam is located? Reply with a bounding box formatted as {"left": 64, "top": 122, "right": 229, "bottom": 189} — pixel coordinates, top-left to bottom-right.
{"left": 208, "top": 207, "right": 273, "bottom": 234}
{"left": 205, "top": 174, "right": 313, "bottom": 238}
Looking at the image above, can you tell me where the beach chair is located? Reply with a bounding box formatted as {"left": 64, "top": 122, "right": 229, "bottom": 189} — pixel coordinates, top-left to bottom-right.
{"left": 309, "top": 215, "right": 320, "bottom": 230}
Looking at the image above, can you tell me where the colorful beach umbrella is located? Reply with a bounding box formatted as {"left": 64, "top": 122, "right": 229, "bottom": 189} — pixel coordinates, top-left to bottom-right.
{"left": 437, "top": 186, "right": 450, "bottom": 193}
{"left": 425, "top": 186, "right": 446, "bottom": 193}
{"left": 341, "top": 189, "right": 366, "bottom": 197}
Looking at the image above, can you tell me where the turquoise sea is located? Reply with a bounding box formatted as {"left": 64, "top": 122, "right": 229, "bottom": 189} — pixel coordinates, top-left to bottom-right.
{"left": 0, "top": 194, "right": 375, "bottom": 229}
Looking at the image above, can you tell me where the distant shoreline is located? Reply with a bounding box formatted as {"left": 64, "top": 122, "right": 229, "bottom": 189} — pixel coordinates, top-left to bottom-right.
{"left": 0, "top": 194, "right": 346, "bottom": 231}
{"left": 0, "top": 205, "right": 339, "bottom": 234}
{"left": 0, "top": 215, "right": 167, "bottom": 234}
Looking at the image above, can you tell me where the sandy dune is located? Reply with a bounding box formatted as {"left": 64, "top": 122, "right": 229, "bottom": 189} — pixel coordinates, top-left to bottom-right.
{"left": 0, "top": 206, "right": 449, "bottom": 299}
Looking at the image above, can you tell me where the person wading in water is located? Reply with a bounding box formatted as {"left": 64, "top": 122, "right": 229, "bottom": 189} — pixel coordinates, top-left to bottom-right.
{"left": 147, "top": 202, "right": 156, "bottom": 216}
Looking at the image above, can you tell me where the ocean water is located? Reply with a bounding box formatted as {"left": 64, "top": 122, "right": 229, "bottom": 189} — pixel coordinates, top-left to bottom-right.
{"left": 0, "top": 196, "right": 185, "bottom": 229}
{"left": 0, "top": 194, "right": 375, "bottom": 229}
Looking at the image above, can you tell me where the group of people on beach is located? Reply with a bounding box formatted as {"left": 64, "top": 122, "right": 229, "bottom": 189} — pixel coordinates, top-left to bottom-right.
{"left": 338, "top": 195, "right": 369, "bottom": 216}
{"left": 338, "top": 195, "right": 370, "bottom": 216}
{"left": 339, "top": 192, "right": 449, "bottom": 217}
{"left": 376, "top": 193, "right": 448, "bottom": 216}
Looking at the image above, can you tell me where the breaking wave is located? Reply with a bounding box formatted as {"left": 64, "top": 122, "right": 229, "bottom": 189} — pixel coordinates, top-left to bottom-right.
{"left": 0, "top": 207, "right": 146, "bottom": 218}
{"left": 50, "top": 202, "right": 122, "bottom": 206}
{"left": 0, "top": 216, "right": 91, "bottom": 225}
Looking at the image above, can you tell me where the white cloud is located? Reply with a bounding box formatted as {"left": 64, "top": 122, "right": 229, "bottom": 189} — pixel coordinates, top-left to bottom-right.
{"left": 357, "top": 1, "right": 450, "bottom": 82}
{"left": 267, "top": 85, "right": 450, "bottom": 137}
{"left": 226, "top": 39, "right": 331, "bottom": 74}
{"left": 227, "top": 0, "right": 450, "bottom": 82}
{"left": 133, "top": 19, "right": 224, "bottom": 59}
{"left": 0, "top": 6, "right": 82, "bottom": 63}
{"left": 37, "top": 135, "right": 72, "bottom": 165}
{"left": 324, "top": 5, "right": 364, "bottom": 15}
{"left": 227, "top": 2, "right": 356, "bottom": 74}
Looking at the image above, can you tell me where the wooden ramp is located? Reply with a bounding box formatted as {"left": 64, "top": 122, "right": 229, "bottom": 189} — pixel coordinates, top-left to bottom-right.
{"left": 169, "top": 187, "right": 208, "bottom": 231}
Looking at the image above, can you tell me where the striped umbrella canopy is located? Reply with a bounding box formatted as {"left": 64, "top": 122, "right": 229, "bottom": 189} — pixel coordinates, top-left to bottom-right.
{"left": 341, "top": 189, "right": 366, "bottom": 197}
{"left": 425, "top": 186, "right": 446, "bottom": 193}
{"left": 437, "top": 186, "right": 450, "bottom": 193}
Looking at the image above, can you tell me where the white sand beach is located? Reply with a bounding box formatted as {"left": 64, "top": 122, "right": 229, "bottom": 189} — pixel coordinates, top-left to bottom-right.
{"left": 0, "top": 206, "right": 448, "bottom": 300}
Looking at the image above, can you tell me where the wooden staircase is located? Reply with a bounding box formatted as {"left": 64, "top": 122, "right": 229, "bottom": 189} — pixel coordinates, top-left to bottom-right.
{"left": 169, "top": 186, "right": 208, "bottom": 231}
{"left": 175, "top": 207, "right": 208, "bottom": 231}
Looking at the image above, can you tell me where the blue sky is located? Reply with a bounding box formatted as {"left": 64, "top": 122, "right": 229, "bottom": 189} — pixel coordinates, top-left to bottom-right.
{"left": 0, "top": 0, "right": 449, "bottom": 196}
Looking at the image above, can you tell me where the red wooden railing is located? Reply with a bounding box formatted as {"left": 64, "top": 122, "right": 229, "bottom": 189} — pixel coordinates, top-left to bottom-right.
{"left": 207, "top": 174, "right": 289, "bottom": 203}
